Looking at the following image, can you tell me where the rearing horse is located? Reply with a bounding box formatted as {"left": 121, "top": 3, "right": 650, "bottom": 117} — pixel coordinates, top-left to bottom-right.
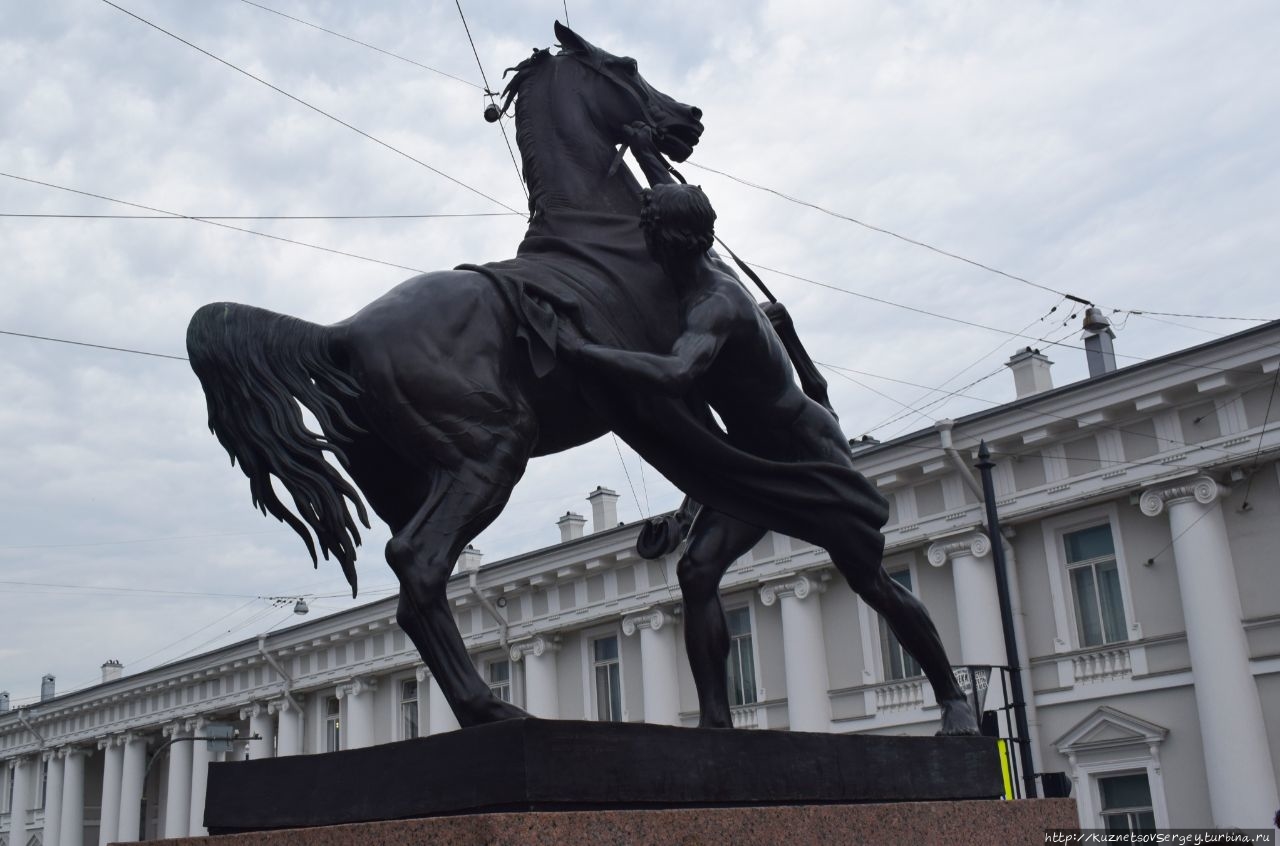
{"left": 189, "top": 22, "right": 978, "bottom": 736}
{"left": 188, "top": 23, "right": 703, "bottom": 726}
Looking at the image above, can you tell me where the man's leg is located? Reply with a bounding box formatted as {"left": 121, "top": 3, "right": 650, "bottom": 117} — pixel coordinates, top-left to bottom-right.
{"left": 831, "top": 523, "right": 978, "bottom": 735}
{"left": 677, "top": 508, "right": 766, "bottom": 728}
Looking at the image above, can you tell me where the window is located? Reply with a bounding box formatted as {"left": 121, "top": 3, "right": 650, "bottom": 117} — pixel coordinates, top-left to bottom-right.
{"left": 1098, "top": 773, "right": 1156, "bottom": 833}
{"left": 880, "top": 569, "right": 923, "bottom": 681}
{"left": 324, "top": 696, "right": 341, "bottom": 752}
{"left": 39, "top": 757, "right": 48, "bottom": 808}
{"left": 726, "top": 607, "right": 757, "bottom": 706}
{"left": 399, "top": 679, "right": 419, "bottom": 740}
{"left": 1065, "top": 524, "right": 1127, "bottom": 647}
{"left": 487, "top": 660, "right": 512, "bottom": 703}
{"left": 592, "top": 636, "right": 623, "bottom": 721}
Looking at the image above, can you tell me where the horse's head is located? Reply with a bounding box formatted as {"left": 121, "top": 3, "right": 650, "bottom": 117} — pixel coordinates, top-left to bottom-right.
{"left": 550, "top": 22, "right": 703, "bottom": 162}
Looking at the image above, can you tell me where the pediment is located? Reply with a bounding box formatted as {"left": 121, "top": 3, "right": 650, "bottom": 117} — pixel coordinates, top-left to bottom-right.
{"left": 1054, "top": 705, "right": 1168, "bottom": 753}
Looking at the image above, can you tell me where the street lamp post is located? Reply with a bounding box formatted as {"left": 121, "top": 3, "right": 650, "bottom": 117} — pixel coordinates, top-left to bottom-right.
{"left": 975, "top": 440, "right": 1037, "bottom": 799}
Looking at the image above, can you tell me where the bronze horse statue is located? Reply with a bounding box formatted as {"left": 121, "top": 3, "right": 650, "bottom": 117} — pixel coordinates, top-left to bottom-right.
{"left": 188, "top": 22, "right": 978, "bottom": 735}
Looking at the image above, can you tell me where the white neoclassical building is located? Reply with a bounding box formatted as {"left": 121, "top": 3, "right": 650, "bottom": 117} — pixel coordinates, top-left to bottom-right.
{"left": 3, "top": 317, "right": 1279, "bottom": 841}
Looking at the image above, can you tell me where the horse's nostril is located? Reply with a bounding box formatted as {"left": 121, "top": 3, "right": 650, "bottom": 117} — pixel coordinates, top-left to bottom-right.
{"left": 690, "top": 106, "right": 703, "bottom": 121}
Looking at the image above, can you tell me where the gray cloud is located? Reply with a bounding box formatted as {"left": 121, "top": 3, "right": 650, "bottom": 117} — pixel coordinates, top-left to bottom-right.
{"left": 2, "top": 0, "right": 1277, "bottom": 704}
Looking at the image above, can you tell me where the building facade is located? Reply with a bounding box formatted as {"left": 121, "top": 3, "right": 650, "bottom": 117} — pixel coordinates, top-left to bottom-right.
{"left": 3, "top": 321, "right": 1279, "bottom": 842}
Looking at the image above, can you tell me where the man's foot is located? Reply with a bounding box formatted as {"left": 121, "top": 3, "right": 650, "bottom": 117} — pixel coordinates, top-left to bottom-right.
{"left": 937, "top": 698, "right": 980, "bottom": 736}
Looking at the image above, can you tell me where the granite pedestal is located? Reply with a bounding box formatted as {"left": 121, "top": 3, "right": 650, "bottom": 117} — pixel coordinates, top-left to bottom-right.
{"left": 204, "top": 718, "right": 1005, "bottom": 834}
{"left": 150, "top": 800, "right": 1080, "bottom": 845}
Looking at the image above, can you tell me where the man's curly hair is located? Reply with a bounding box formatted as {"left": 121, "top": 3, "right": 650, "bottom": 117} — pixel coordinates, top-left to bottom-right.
{"left": 639, "top": 183, "right": 716, "bottom": 263}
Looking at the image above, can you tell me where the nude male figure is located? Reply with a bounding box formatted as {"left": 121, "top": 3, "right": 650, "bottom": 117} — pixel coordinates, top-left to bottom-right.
{"left": 560, "top": 183, "right": 978, "bottom": 734}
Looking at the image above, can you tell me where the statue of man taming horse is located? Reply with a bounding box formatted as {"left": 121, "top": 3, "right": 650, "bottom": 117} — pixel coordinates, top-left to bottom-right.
{"left": 187, "top": 22, "right": 979, "bottom": 736}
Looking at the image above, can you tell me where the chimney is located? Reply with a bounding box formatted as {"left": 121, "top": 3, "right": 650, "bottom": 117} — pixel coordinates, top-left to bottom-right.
{"left": 848, "top": 435, "right": 880, "bottom": 455}
{"left": 586, "top": 486, "right": 620, "bottom": 533}
{"left": 102, "top": 660, "right": 124, "bottom": 684}
{"left": 1005, "top": 347, "right": 1054, "bottom": 398}
{"left": 40, "top": 674, "right": 55, "bottom": 702}
{"left": 0, "top": 691, "right": 9, "bottom": 712}
{"left": 456, "top": 544, "right": 483, "bottom": 572}
{"left": 1082, "top": 307, "right": 1117, "bottom": 377}
{"left": 557, "top": 511, "right": 586, "bottom": 542}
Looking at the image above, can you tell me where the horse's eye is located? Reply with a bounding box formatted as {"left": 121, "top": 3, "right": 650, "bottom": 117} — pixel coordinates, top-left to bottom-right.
{"left": 622, "top": 59, "right": 638, "bottom": 75}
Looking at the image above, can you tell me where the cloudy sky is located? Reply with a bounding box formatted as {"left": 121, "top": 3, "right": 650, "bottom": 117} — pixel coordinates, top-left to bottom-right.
{"left": 2, "top": 0, "right": 1277, "bottom": 706}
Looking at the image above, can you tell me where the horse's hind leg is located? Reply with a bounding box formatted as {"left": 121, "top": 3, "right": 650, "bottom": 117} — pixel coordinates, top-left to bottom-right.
{"left": 386, "top": 462, "right": 528, "bottom": 727}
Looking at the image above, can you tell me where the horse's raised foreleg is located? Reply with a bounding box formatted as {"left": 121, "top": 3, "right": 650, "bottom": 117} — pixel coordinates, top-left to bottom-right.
{"left": 386, "top": 464, "right": 529, "bottom": 727}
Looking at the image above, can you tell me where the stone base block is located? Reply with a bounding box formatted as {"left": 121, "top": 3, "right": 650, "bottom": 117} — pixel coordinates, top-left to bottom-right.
{"left": 203, "top": 718, "right": 1004, "bottom": 833}
{"left": 142, "top": 799, "right": 1078, "bottom": 845}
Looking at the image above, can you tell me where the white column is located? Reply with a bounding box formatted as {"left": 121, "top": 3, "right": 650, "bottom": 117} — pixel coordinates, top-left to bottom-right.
{"left": 96, "top": 737, "right": 123, "bottom": 846}
{"left": 8, "top": 755, "right": 32, "bottom": 846}
{"left": 242, "top": 703, "right": 275, "bottom": 760}
{"left": 161, "top": 724, "right": 191, "bottom": 839}
{"left": 412, "top": 668, "right": 430, "bottom": 735}
{"left": 59, "top": 748, "right": 87, "bottom": 846}
{"left": 115, "top": 734, "right": 147, "bottom": 843}
{"left": 510, "top": 636, "right": 561, "bottom": 719}
{"left": 760, "top": 574, "right": 830, "bottom": 732}
{"left": 622, "top": 608, "right": 681, "bottom": 725}
{"left": 269, "top": 698, "right": 304, "bottom": 756}
{"left": 428, "top": 676, "right": 460, "bottom": 735}
{"left": 187, "top": 719, "right": 210, "bottom": 837}
{"left": 1140, "top": 476, "right": 1280, "bottom": 829}
{"left": 42, "top": 751, "right": 64, "bottom": 846}
{"left": 337, "top": 678, "right": 377, "bottom": 749}
{"left": 927, "top": 530, "right": 1008, "bottom": 713}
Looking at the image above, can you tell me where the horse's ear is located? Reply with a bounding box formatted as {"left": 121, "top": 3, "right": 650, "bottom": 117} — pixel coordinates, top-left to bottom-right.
{"left": 554, "top": 20, "right": 590, "bottom": 54}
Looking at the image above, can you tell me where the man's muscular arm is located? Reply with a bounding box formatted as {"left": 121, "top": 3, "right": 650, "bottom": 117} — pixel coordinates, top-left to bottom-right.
{"left": 561, "top": 296, "right": 729, "bottom": 395}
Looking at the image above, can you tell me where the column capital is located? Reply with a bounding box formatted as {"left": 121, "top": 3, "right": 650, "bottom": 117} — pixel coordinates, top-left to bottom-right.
{"left": 58, "top": 746, "right": 90, "bottom": 760}
{"left": 621, "top": 607, "right": 675, "bottom": 636}
{"left": 267, "top": 695, "right": 303, "bottom": 715}
{"left": 414, "top": 666, "right": 430, "bottom": 683}
{"left": 336, "top": 677, "right": 377, "bottom": 699}
{"left": 1139, "top": 474, "right": 1228, "bottom": 517}
{"left": 239, "top": 702, "right": 268, "bottom": 721}
{"left": 184, "top": 716, "right": 206, "bottom": 733}
{"left": 509, "top": 634, "right": 561, "bottom": 662}
{"left": 162, "top": 722, "right": 188, "bottom": 739}
{"left": 926, "top": 529, "right": 991, "bottom": 567}
{"left": 97, "top": 734, "right": 125, "bottom": 751}
{"left": 759, "top": 573, "right": 826, "bottom": 606}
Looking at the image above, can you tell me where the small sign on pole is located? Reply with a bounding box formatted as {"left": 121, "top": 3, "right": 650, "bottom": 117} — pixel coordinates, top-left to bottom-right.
{"left": 204, "top": 722, "right": 235, "bottom": 754}
{"left": 951, "top": 665, "right": 992, "bottom": 720}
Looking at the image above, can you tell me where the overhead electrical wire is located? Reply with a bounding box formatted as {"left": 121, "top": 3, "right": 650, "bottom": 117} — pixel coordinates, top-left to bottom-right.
{"left": 0, "top": 172, "right": 433, "bottom": 275}
{"left": 98, "top": 0, "right": 524, "bottom": 215}
{"left": 856, "top": 297, "right": 1069, "bottom": 434}
{"left": 453, "top": 0, "right": 528, "bottom": 204}
{"left": 232, "top": 0, "right": 482, "bottom": 89}
{"left": 686, "top": 161, "right": 1275, "bottom": 325}
{"left": 0, "top": 212, "right": 521, "bottom": 220}
{"left": 162, "top": 0, "right": 1274, "bottom": 326}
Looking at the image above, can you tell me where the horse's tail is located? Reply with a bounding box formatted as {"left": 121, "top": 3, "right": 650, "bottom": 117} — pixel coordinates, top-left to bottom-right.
{"left": 186, "top": 302, "right": 370, "bottom": 595}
